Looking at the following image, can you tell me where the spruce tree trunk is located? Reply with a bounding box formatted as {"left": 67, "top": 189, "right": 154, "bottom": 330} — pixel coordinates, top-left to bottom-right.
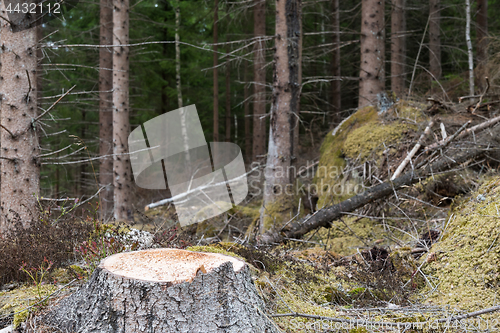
{"left": 476, "top": 0, "right": 488, "bottom": 90}
{"left": 259, "top": 0, "right": 301, "bottom": 235}
{"left": 391, "top": 0, "right": 406, "bottom": 96}
{"left": 175, "top": 0, "right": 183, "bottom": 109}
{"left": 330, "top": 0, "right": 341, "bottom": 125}
{"left": 33, "top": 249, "right": 278, "bottom": 333}
{"left": 429, "top": 0, "right": 441, "bottom": 80}
{"left": 213, "top": 0, "right": 219, "bottom": 142}
{"left": 0, "top": 16, "right": 40, "bottom": 230}
{"left": 252, "top": 0, "right": 266, "bottom": 161}
{"left": 225, "top": 41, "right": 231, "bottom": 142}
{"left": 99, "top": 0, "right": 114, "bottom": 221}
{"left": 244, "top": 61, "right": 252, "bottom": 163}
{"left": 112, "top": 0, "right": 132, "bottom": 220}
{"left": 358, "top": 0, "right": 385, "bottom": 108}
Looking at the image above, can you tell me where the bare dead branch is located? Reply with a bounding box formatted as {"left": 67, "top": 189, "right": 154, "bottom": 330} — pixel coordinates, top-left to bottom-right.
{"left": 33, "top": 85, "right": 76, "bottom": 124}
{"left": 392, "top": 120, "right": 434, "bottom": 180}
{"left": 257, "top": 135, "right": 489, "bottom": 245}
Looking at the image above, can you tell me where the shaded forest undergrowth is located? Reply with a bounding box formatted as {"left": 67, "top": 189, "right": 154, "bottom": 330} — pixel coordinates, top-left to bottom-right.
{"left": 2, "top": 96, "right": 500, "bottom": 332}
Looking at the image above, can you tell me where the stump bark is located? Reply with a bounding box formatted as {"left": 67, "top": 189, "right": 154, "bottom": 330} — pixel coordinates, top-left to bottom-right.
{"left": 34, "top": 249, "right": 278, "bottom": 333}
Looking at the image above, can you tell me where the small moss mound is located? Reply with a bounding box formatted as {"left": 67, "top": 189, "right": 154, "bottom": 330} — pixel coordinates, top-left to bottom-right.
{"left": 422, "top": 177, "right": 500, "bottom": 310}
{"left": 314, "top": 103, "right": 424, "bottom": 209}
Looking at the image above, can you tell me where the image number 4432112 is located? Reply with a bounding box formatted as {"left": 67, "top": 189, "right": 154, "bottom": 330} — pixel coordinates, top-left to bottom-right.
{"left": 5, "top": 2, "right": 60, "bottom": 14}
{"left": 3, "top": 0, "right": 80, "bottom": 33}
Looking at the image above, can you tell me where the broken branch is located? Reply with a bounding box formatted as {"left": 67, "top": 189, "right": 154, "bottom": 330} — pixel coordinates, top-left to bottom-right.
{"left": 391, "top": 120, "right": 434, "bottom": 180}
{"left": 257, "top": 136, "right": 489, "bottom": 245}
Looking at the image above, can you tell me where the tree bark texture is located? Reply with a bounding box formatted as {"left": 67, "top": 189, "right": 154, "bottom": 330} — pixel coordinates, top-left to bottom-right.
{"left": 244, "top": 61, "right": 252, "bottom": 163}
{"left": 225, "top": 41, "right": 231, "bottom": 142}
{"left": 34, "top": 249, "right": 278, "bottom": 333}
{"left": 391, "top": 0, "right": 406, "bottom": 96}
{"left": 175, "top": 1, "right": 183, "bottom": 109}
{"left": 475, "top": 0, "right": 488, "bottom": 90}
{"left": 213, "top": 0, "right": 219, "bottom": 142}
{"left": 113, "top": 0, "right": 132, "bottom": 220}
{"left": 0, "top": 16, "right": 40, "bottom": 230}
{"left": 358, "top": 0, "right": 385, "bottom": 108}
{"left": 429, "top": 0, "right": 441, "bottom": 79}
{"left": 258, "top": 127, "right": 494, "bottom": 244}
{"left": 99, "top": 0, "right": 114, "bottom": 221}
{"left": 330, "top": 0, "right": 341, "bottom": 125}
{"left": 465, "top": 0, "right": 475, "bottom": 96}
{"left": 252, "top": 0, "right": 266, "bottom": 161}
{"left": 260, "top": 0, "right": 301, "bottom": 234}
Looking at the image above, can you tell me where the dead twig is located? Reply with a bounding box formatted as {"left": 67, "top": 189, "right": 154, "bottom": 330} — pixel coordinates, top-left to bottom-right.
{"left": 391, "top": 120, "right": 434, "bottom": 180}
{"left": 0, "top": 123, "right": 15, "bottom": 138}
{"left": 423, "top": 120, "right": 471, "bottom": 154}
{"left": 470, "top": 77, "right": 490, "bottom": 114}
{"left": 32, "top": 85, "right": 76, "bottom": 124}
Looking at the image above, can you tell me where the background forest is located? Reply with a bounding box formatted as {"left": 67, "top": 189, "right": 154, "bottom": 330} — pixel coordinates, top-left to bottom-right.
{"left": 1, "top": 0, "right": 500, "bottom": 331}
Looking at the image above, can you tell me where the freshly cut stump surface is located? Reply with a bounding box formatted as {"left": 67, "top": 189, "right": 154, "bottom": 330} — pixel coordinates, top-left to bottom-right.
{"left": 35, "top": 249, "right": 278, "bottom": 333}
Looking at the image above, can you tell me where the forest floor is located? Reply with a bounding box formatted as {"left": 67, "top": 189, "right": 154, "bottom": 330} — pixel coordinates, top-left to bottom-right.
{"left": 1, "top": 98, "right": 500, "bottom": 332}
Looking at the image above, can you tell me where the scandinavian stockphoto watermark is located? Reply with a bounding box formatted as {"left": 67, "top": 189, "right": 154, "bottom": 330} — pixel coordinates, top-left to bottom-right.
{"left": 129, "top": 105, "right": 248, "bottom": 227}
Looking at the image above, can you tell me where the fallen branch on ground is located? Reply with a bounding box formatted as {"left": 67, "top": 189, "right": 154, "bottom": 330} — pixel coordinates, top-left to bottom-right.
{"left": 391, "top": 120, "right": 434, "bottom": 180}
{"left": 271, "top": 304, "right": 500, "bottom": 327}
{"left": 425, "top": 115, "right": 500, "bottom": 152}
{"left": 257, "top": 135, "right": 490, "bottom": 245}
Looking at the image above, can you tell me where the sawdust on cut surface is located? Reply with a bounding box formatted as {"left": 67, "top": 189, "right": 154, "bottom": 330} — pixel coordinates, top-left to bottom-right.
{"left": 100, "top": 248, "right": 245, "bottom": 283}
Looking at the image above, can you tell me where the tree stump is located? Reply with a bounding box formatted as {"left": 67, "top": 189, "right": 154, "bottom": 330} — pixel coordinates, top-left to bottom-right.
{"left": 34, "top": 249, "right": 278, "bottom": 333}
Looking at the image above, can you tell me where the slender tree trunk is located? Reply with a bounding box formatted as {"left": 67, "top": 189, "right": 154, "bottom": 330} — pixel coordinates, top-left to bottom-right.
{"left": 252, "top": 0, "right": 266, "bottom": 161}
{"left": 259, "top": 0, "right": 302, "bottom": 235}
{"left": 391, "top": 0, "right": 406, "bottom": 96}
{"left": 0, "top": 19, "right": 40, "bottom": 230}
{"left": 175, "top": 0, "right": 183, "bottom": 109}
{"left": 465, "top": 0, "right": 474, "bottom": 96}
{"left": 358, "top": 0, "right": 385, "bottom": 108}
{"left": 79, "top": 110, "right": 87, "bottom": 196}
{"left": 99, "top": 0, "right": 114, "bottom": 220}
{"left": 331, "top": 0, "right": 341, "bottom": 125}
{"left": 225, "top": 41, "right": 231, "bottom": 142}
{"left": 476, "top": 0, "right": 488, "bottom": 90}
{"left": 161, "top": 22, "right": 170, "bottom": 115}
{"left": 213, "top": 0, "right": 219, "bottom": 142}
{"left": 112, "top": 0, "right": 132, "bottom": 221}
{"left": 244, "top": 61, "right": 252, "bottom": 163}
{"left": 429, "top": 0, "right": 441, "bottom": 80}
{"left": 293, "top": 1, "right": 302, "bottom": 163}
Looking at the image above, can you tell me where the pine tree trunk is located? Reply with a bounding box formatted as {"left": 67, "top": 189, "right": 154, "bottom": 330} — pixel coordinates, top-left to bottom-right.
{"left": 358, "top": 0, "right": 385, "bottom": 108}
{"left": 244, "top": 61, "right": 252, "bottom": 163}
{"left": 330, "top": 0, "right": 341, "bottom": 125}
{"left": 213, "top": 0, "right": 219, "bottom": 142}
{"left": 0, "top": 16, "right": 40, "bottom": 230}
{"left": 112, "top": 0, "right": 132, "bottom": 221}
{"left": 33, "top": 249, "right": 278, "bottom": 333}
{"left": 225, "top": 41, "right": 231, "bottom": 142}
{"left": 260, "top": 0, "right": 302, "bottom": 235}
{"left": 175, "top": 1, "right": 183, "bottom": 109}
{"left": 429, "top": 0, "right": 441, "bottom": 80}
{"left": 99, "top": 0, "right": 114, "bottom": 221}
{"left": 391, "top": 0, "right": 406, "bottom": 96}
{"left": 252, "top": 0, "right": 266, "bottom": 161}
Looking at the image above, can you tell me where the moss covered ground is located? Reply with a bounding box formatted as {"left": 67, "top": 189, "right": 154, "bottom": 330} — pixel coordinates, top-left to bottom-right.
{"left": 421, "top": 178, "right": 500, "bottom": 311}
{"left": 314, "top": 102, "right": 427, "bottom": 209}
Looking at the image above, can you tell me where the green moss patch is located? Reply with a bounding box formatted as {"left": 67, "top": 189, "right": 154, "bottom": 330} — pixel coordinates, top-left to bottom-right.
{"left": 314, "top": 103, "right": 424, "bottom": 209}
{"left": 422, "top": 177, "right": 500, "bottom": 310}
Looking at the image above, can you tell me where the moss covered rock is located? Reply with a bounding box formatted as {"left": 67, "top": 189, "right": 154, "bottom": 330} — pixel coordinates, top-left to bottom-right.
{"left": 314, "top": 103, "right": 425, "bottom": 209}
{"left": 422, "top": 177, "right": 500, "bottom": 310}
